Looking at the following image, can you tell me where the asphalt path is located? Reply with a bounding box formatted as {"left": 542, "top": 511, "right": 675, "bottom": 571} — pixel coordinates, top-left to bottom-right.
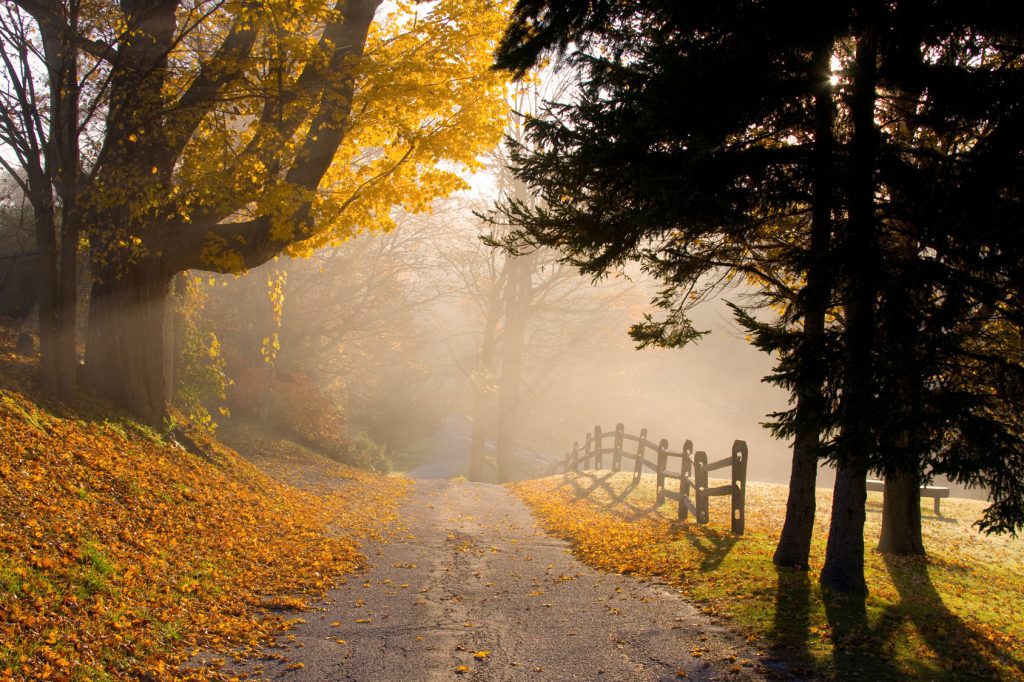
{"left": 233, "top": 479, "right": 773, "bottom": 681}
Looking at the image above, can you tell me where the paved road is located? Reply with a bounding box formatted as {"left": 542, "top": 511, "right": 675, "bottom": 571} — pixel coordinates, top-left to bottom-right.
{"left": 239, "top": 480, "right": 768, "bottom": 681}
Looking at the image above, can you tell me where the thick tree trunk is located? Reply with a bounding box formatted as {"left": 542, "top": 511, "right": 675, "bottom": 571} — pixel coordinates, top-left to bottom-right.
{"left": 34, "top": 202, "right": 61, "bottom": 397}
{"left": 775, "top": 438, "right": 821, "bottom": 569}
{"left": 820, "top": 462, "right": 869, "bottom": 594}
{"left": 52, "top": 10, "right": 81, "bottom": 405}
{"left": 56, "top": 212, "right": 79, "bottom": 402}
{"left": 774, "top": 39, "right": 836, "bottom": 570}
{"left": 82, "top": 0, "right": 175, "bottom": 425}
{"left": 878, "top": 469, "right": 925, "bottom": 555}
{"left": 820, "top": 8, "right": 879, "bottom": 596}
{"left": 85, "top": 256, "right": 173, "bottom": 427}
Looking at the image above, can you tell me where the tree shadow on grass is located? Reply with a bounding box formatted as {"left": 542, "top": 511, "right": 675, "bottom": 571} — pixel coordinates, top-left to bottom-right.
{"left": 821, "top": 588, "right": 906, "bottom": 680}
{"left": 761, "top": 561, "right": 902, "bottom": 680}
{"left": 762, "top": 554, "right": 1020, "bottom": 681}
{"left": 762, "top": 568, "right": 903, "bottom": 680}
{"left": 879, "top": 554, "right": 1014, "bottom": 680}
{"left": 766, "top": 567, "right": 816, "bottom": 675}
{"left": 814, "top": 554, "right": 1015, "bottom": 680}
{"left": 673, "top": 523, "right": 738, "bottom": 571}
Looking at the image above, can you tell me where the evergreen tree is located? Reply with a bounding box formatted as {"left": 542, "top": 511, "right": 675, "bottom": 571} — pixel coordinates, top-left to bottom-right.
{"left": 494, "top": 0, "right": 1024, "bottom": 595}
{"left": 494, "top": 0, "right": 850, "bottom": 574}
{"left": 867, "top": 4, "right": 1024, "bottom": 540}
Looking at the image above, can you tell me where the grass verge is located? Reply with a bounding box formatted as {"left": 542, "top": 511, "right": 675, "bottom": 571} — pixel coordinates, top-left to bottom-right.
{"left": 510, "top": 472, "right": 1023, "bottom": 680}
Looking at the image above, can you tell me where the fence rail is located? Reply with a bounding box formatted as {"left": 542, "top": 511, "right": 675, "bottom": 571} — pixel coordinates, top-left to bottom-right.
{"left": 549, "top": 423, "right": 748, "bottom": 535}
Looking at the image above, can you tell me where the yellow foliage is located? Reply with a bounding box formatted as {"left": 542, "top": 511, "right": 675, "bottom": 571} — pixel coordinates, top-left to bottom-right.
{"left": 79, "top": 0, "right": 510, "bottom": 276}
{"left": 259, "top": 269, "right": 288, "bottom": 366}
{"left": 166, "top": 0, "right": 511, "bottom": 270}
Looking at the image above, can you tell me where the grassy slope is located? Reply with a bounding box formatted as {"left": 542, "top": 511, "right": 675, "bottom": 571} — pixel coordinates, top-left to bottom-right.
{"left": 0, "top": 343, "right": 409, "bottom": 680}
{"left": 511, "top": 472, "right": 1023, "bottom": 681}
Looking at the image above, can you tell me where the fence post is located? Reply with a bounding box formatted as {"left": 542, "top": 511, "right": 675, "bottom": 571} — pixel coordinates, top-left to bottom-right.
{"left": 679, "top": 439, "right": 693, "bottom": 520}
{"left": 584, "top": 432, "right": 593, "bottom": 470}
{"left": 613, "top": 423, "right": 624, "bottom": 472}
{"left": 694, "top": 451, "right": 709, "bottom": 525}
{"left": 570, "top": 441, "right": 579, "bottom": 472}
{"left": 594, "top": 426, "right": 603, "bottom": 470}
{"left": 633, "top": 428, "right": 647, "bottom": 479}
{"left": 656, "top": 438, "right": 668, "bottom": 506}
{"left": 677, "top": 440, "right": 693, "bottom": 520}
{"left": 731, "top": 440, "right": 748, "bottom": 535}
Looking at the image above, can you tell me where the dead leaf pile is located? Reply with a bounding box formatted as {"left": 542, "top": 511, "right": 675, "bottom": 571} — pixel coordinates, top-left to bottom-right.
{"left": 0, "top": 387, "right": 408, "bottom": 679}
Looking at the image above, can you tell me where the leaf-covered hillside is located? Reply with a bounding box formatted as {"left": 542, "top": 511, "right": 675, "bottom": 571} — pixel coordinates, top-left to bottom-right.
{"left": 0, "top": 337, "right": 408, "bottom": 679}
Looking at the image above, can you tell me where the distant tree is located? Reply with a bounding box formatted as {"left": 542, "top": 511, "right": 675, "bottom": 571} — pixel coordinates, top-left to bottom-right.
{"left": 205, "top": 207, "right": 462, "bottom": 453}
{"left": 450, "top": 213, "right": 508, "bottom": 482}
{"left": 450, "top": 188, "right": 633, "bottom": 483}
{"left": 438, "top": 77, "right": 636, "bottom": 483}
{"left": 0, "top": 0, "right": 107, "bottom": 400}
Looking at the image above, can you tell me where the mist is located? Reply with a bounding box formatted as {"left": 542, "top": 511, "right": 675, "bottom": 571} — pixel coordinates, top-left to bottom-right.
{"left": 190, "top": 191, "right": 808, "bottom": 486}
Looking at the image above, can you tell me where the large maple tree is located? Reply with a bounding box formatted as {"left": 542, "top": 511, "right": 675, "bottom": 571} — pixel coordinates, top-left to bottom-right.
{"left": 9, "top": 0, "right": 510, "bottom": 424}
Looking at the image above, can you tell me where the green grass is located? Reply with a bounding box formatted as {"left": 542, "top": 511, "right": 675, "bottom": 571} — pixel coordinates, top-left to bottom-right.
{"left": 72, "top": 541, "right": 116, "bottom": 600}
{"left": 155, "top": 620, "right": 182, "bottom": 647}
{"left": 0, "top": 564, "right": 23, "bottom": 597}
{"left": 72, "top": 665, "right": 115, "bottom": 682}
{"left": 512, "top": 472, "right": 1024, "bottom": 680}
{"left": 1, "top": 392, "right": 46, "bottom": 431}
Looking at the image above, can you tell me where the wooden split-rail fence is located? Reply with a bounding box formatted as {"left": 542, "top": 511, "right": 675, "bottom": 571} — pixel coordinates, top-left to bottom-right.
{"left": 549, "top": 424, "right": 749, "bottom": 535}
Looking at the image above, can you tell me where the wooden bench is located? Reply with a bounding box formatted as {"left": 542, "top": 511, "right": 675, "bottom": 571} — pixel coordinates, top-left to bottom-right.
{"left": 866, "top": 479, "right": 950, "bottom": 516}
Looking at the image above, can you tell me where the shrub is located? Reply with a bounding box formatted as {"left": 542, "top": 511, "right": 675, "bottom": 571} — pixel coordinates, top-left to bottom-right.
{"left": 172, "top": 276, "right": 231, "bottom": 433}
{"left": 326, "top": 432, "right": 391, "bottom": 474}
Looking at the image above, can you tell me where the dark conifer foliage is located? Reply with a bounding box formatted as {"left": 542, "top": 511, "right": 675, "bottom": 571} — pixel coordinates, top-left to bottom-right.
{"left": 864, "top": 4, "right": 1024, "bottom": 538}
{"left": 495, "top": 0, "right": 853, "bottom": 579}
{"left": 495, "top": 0, "right": 843, "bottom": 333}
{"left": 494, "top": 0, "right": 1024, "bottom": 594}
